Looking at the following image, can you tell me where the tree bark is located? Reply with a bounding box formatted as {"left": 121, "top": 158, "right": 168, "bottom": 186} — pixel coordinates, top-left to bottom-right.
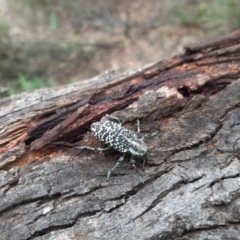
{"left": 1, "top": 32, "right": 240, "bottom": 240}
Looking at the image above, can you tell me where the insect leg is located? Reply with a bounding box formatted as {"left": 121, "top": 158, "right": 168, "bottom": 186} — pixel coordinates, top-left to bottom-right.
{"left": 76, "top": 146, "right": 111, "bottom": 152}
{"left": 150, "top": 131, "right": 159, "bottom": 137}
{"left": 137, "top": 119, "right": 141, "bottom": 137}
{"left": 130, "top": 156, "right": 144, "bottom": 184}
{"left": 95, "top": 146, "right": 111, "bottom": 151}
{"left": 140, "top": 130, "right": 160, "bottom": 141}
{"left": 106, "top": 114, "right": 122, "bottom": 126}
{"left": 107, "top": 152, "right": 126, "bottom": 181}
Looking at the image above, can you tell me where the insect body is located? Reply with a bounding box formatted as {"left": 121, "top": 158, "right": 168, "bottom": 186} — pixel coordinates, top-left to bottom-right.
{"left": 76, "top": 114, "right": 147, "bottom": 183}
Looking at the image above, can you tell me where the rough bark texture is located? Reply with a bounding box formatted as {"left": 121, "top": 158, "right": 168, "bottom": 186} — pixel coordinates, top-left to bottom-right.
{"left": 1, "top": 32, "right": 240, "bottom": 240}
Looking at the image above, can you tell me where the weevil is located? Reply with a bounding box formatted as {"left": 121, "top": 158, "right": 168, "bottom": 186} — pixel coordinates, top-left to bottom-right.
{"left": 76, "top": 114, "right": 147, "bottom": 183}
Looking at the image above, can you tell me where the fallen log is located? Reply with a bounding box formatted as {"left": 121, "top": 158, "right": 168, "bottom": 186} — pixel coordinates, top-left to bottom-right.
{"left": 1, "top": 31, "right": 240, "bottom": 239}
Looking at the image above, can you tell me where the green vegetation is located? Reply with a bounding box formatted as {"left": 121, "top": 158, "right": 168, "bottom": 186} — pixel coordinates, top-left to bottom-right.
{"left": 171, "top": 2, "right": 205, "bottom": 28}
{"left": 171, "top": 0, "right": 240, "bottom": 32}
{"left": 0, "top": 20, "right": 9, "bottom": 40}
{"left": 8, "top": 74, "right": 57, "bottom": 95}
{"left": 49, "top": 12, "right": 60, "bottom": 29}
{"left": 204, "top": 0, "right": 240, "bottom": 30}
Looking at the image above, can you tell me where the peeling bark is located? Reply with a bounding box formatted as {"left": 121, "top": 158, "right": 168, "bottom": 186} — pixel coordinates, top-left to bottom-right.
{"left": 1, "top": 32, "right": 240, "bottom": 240}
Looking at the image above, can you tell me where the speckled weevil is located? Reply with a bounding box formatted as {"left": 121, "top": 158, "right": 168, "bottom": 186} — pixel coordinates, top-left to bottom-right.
{"left": 76, "top": 114, "right": 147, "bottom": 183}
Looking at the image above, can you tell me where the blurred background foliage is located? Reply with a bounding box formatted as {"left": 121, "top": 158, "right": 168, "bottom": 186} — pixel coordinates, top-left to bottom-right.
{"left": 0, "top": 0, "right": 240, "bottom": 95}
